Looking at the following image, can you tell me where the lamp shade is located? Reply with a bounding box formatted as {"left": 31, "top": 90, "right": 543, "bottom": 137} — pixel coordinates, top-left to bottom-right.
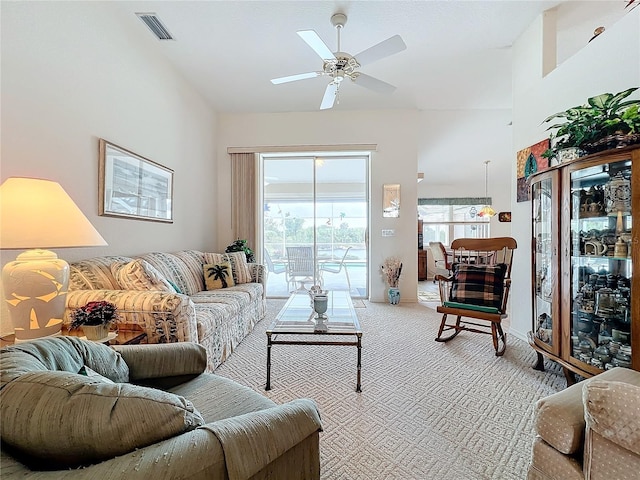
{"left": 0, "top": 177, "right": 107, "bottom": 249}
{"left": 1, "top": 177, "right": 107, "bottom": 341}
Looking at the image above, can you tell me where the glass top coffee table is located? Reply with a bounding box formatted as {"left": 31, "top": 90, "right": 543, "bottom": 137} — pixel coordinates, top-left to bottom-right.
{"left": 266, "top": 290, "right": 362, "bottom": 392}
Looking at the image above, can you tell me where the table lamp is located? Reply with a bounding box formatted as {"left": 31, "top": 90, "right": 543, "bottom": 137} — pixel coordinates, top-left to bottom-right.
{"left": 0, "top": 177, "right": 107, "bottom": 342}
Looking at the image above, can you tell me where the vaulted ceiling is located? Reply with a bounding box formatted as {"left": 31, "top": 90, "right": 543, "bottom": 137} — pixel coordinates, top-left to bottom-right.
{"left": 115, "top": 1, "right": 626, "bottom": 114}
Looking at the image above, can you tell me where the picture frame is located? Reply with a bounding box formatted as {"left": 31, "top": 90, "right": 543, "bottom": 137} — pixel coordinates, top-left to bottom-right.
{"left": 383, "top": 184, "right": 400, "bottom": 218}
{"left": 498, "top": 211, "right": 512, "bottom": 223}
{"left": 99, "top": 139, "right": 173, "bottom": 223}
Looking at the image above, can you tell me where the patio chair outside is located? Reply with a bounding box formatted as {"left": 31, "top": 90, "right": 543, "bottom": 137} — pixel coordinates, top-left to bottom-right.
{"left": 319, "top": 246, "right": 352, "bottom": 291}
{"left": 286, "top": 246, "right": 316, "bottom": 291}
{"left": 264, "top": 248, "right": 286, "bottom": 275}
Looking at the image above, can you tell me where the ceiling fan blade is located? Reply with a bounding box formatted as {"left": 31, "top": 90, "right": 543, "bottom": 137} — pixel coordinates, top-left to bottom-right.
{"left": 354, "top": 34, "right": 406, "bottom": 66}
{"left": 297, "top": 30, "right": 336, "bottom": 61}
{"left": 353, "top": 73, "right": 396, "bottom": 94}
{"left": 320, "top": 82, "right": 338, "bottom": 110}
{"left": 271, "top": 72, "right": 321, "bottom": 85}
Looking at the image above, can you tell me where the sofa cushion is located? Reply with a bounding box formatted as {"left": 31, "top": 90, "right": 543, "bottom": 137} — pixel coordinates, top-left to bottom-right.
{"left": 225, "top": 252, "right": 252, "bottom": 284}
{"left": 169, "top": 373, "right": 275, "bottom": 423}
{"left": 205, "top": 252, "right": 251, "bottom": 285}
{"left": 204, "top": 263, "right": 236, "bottom": 290}
{"left": 69, "top": 255, "right": 134, "bottom": 290}
{"left": 111, "top": 259, "right": 176, "bottom": 292}
{"left": 449, "top": 263, "right": 507, "bottom": 309}
{"left": 171, "top": 250, "right": 207, "bottom": 291}
{"left": 138, "top": 252, "right": 203, "bottom": 295}
{"left": 534, "top": 367, "right": 640, "bottom": 455}
{"left": 0, "top": 336, "right": 129, "bottom": 388}
{"left": 584, "top": 379, "right": 640, "bottom": 457}
{"left": 0, "top": 370, "right": 205, "bottom": 468}
{"left": 78, "top": 365, "right": 115, "bottom": 383}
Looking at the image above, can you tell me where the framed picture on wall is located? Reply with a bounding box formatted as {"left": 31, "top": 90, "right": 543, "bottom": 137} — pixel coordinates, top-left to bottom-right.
{"left": 99, "top": 139, "right": 174, "bottom": 223}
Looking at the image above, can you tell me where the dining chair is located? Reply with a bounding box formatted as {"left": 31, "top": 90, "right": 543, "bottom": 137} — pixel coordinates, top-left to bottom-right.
{"left": 319, "top": 247, "right": 352, "bottom": 291}
{"left": 428, "top": 242, "right": 453, "bottom": 283}
{"left": 285, "top": 246, "right": 316, "bottom": 291}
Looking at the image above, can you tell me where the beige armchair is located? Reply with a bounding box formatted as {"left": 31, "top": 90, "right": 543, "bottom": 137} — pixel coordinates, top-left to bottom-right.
{"left": 1, "top": 337, "right": 322, "bottom": 479}
{"left": 528, "top": 367, "right": 640, "bottom": 480}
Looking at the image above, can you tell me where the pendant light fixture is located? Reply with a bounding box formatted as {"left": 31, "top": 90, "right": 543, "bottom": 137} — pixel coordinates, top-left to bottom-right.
{"left": 478, "top": 160, "right": 496, "bottom": 218}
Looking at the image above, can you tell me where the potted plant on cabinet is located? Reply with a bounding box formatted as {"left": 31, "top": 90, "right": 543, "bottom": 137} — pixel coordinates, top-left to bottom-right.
{"left": 542, "top": 87, "right": 640, "bottom": 162}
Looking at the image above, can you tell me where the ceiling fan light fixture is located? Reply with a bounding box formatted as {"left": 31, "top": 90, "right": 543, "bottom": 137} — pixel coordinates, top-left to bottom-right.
{"left": 271, "top": 12, "right": 405, "bottom": 110}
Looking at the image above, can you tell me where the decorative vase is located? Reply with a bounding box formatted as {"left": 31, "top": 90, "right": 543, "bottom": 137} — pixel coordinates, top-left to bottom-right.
{"left": 82, "top": 324, "right": 109, "bottom": 341}
{"left": 557, "top": 147, "right": 585, "bottom": 163}
{"left": 388, "top": 287, "right": 400, "bottom": 305}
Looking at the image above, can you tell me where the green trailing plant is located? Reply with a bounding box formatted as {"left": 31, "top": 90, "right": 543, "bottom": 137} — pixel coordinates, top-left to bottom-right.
{"left": 543, "top": 87, "right": 640, "bottom": 154}
{"left": 225, "top": 239, "right": 255, "bottom": 263}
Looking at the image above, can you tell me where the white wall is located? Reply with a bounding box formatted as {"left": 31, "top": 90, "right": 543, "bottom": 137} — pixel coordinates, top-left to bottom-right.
{"left": 217, "top": 110, "right": 419, "bottom": 302}
{"left": 509, "top": 9, "right": 640, "bottom": 341}
{"left": 0, "top": 2, "right": 218, "bottom": 334}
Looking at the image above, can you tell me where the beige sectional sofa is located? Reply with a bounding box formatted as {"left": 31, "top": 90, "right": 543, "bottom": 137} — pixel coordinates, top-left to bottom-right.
{"left": 64, "top": 250, "right": 267, "bottom": 371}
{"left": 0, "top": 337, "right": 322, "bottom": 478}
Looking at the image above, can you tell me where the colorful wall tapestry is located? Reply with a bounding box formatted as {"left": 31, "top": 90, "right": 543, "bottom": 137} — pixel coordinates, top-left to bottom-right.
{"left": 516, "top": 139, "right": 550, "bottom": 202}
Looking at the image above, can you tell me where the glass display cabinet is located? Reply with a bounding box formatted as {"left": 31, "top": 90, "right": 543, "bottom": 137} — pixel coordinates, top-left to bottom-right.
{"left": 530, "top": 171, "right": 560, "bottom": 362}
{"left": 528, "top": 146, "right": 638, "bottom": 384}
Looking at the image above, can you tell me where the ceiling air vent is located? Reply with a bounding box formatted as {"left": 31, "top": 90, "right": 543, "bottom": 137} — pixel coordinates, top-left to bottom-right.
{"left": 136, "top": 13, "right": 174, "bottom": 41}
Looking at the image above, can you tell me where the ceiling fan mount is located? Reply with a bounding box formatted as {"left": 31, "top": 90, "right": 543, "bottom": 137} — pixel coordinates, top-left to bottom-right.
{"left": 271, "top": 12, "right": 406, "bottom": 110}
{"left": 330, "top": 13, "right": 347, "bottom": 29}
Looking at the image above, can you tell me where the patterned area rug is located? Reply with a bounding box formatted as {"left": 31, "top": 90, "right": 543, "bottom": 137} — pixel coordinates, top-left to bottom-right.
{"left": 215, "top": 300, "right": 565, "bottom": 480}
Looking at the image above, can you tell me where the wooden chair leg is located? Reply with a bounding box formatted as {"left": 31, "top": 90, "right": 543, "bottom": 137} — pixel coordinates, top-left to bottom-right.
{"left": 435, "top": 314, "right": 462, "bottom": 342}
{"left": 493, "top": 322, "right": 506, "bottom": 356}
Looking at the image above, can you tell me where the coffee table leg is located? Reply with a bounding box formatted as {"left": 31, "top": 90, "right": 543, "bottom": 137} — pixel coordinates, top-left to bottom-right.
{"left": 265, "top": 332, "right": 272, "bottom": 391}
{"left": 356, "top": 333, "right": 362, "bottom": 393}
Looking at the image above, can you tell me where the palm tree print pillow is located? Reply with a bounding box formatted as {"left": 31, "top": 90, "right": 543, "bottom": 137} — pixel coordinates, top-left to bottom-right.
{"left": 203, "top": 263, "right": 236, "bottom": 290}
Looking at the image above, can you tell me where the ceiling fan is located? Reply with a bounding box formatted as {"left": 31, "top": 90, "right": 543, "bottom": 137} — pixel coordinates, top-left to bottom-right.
{"left": 270, "top": 13, "right": 406, "bottom": 110}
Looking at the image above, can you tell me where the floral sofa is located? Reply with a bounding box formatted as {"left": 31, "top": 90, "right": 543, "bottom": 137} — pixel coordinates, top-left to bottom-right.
{"left": 64, "top": 250, "right": 267, "bottom": 371}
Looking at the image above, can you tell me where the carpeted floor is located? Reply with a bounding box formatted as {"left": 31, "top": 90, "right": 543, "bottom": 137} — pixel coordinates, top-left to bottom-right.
{"left": 215, "top": 300, "right": 565, "bottom": 480}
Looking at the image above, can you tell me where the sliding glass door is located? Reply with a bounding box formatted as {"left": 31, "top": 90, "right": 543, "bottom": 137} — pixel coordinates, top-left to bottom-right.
{"left": 262, "top": 154, "right": 368, "bottom": 298}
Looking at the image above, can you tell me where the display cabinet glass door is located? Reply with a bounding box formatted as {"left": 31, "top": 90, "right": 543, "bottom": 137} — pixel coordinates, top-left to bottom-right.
{"left": 569, "top": 159, "right": 632, "bottom": 374}
{"left": 532, "top": 173, "right": 559, "bottom": 354}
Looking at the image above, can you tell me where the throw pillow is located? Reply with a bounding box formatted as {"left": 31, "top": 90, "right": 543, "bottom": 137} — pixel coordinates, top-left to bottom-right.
{"left": 78, "top": 365, "right": 115, "bottom": 384}
{"left": 203, "top": 263, "right": 235, "bottom": 290}
{"left": 204, "top": 252, "right": 251, "bottom": 285}
{"left": 449, "top": 263, "right": 507, "bottom": 310}
{"left": 0, "top": 370, "right": 205, "bottom": 468}
{"left": 111, "top": 259, "right": 176, "bottom": 293}
{"left": 224, "top": 251, "right": 252, "bottom": 284}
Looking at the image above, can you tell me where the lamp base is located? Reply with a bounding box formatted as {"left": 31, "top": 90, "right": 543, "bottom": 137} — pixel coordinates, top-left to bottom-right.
{"left": 2, "top": 249, "right": 69, "bottom": 342}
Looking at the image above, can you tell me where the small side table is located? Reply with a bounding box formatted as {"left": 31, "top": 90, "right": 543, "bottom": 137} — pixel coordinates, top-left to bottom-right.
{"left": 108, "top": 324, "right": 147, "bottom": 345}
{"left": 0, "top": 324, "right": 147, "bottom": 347}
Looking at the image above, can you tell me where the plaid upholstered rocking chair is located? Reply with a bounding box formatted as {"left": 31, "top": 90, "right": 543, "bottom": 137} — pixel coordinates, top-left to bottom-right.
{"left": 434, "top": 237, "right": 517, "bottom": 356}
